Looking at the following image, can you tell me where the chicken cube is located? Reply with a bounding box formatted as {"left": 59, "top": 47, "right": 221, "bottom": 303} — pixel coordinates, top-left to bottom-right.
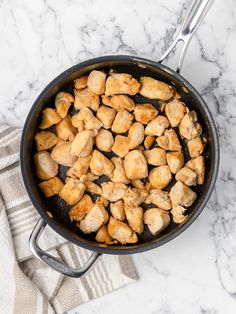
{"left": 166, "top": 151, "right": 184, "bottom": 174}
{"left": 171, "top": 206, "right": 188, "bottom": 224}
{"left": 145, "top": 189, "right": 172, "bottom": 210}
{"left": 71, "top": 118, "right": 84, "bottom": 132}
{"left": 124, "top": 150, "right": 148, "bottom": 180}
{"left": 186, "top": 156, "right": 205, "bottom": 185}
{"left": 123, "top": 187, "right": 148, "bottom": 207}
{"left": 169, "top": 181, "right": 197, "bottom": 207}
{"left": 38, "top": 177, "right": 64, "bottom": 197}
{"left": 111, "top": 109, "right": 134, "bottom": 133}
{"left": 70, "top": 130, "right": 96, "bottom": 157}
{"left": 144, "top": 208, "right": 170, "bottom": 235}
{"left": 69, "top": 194, "right": 94, "bottom": 222}
{"left": 59, "top": 178, "right": 86, "bottom": 205}
{"left": 74, "top": 88, "right": 100, "bottom": 111}
{"left": 187, "top": 136, "right": 204, "bottom": 158}
{"left": 101, "top": 182, "right": 128, "bottom": 202}
{"left": 67, "top": 156, "right": 91, "bottom": 178}
{"left": 165, "top": 99, "right": 186, "bottom": 127}
{"left": 144, "top": 148, "right": 167, "bottom": 166}
{"left": 175, "top": 166, "right": 197, "bottom": 186}
{"left": 105, "top": 73, "right": 140, "bottom": 96}
{"left": 112, "top": 135, "right": 130, "bottom": 158}
{"left": 134, "top": 104, "right": 158, "bottom": 124}
{"left": 110, "top": 95, "right": 135, "bottom": 111}
{"left": 34, "top": 131, "right": 57, "bottom": 151}
{"left": 90, "top": 150, "right": 114, "bottom": 177}
{"left": 85, "top": 181, "right": 102, "bottom": 195}
{"left": 179, "top": 111, "right": 202, "bottom": 140}
{"left": 124, "top": 206, "right": 144, "bottom": 234}
{"left": 156, "top": 128, "right": 181, "bottom": 151}
{"left": 148, "top": 165, "right": 172, "bottom": 190}
{"left": 39, "top": 108, "right": 61, "bottom": 129}
{"left": 131, "top": 179, "right": 145, "bottom": 189}
{"left": 139, "top": 76, "right": 173, "bottom": 100}
{"left": 71, "top": 108, "right": 102, "bottom": 131}
{"left": 55, "top": 92, "right": 74, "bottom": 118}
{"left": 95, "top": 129, "right": 114, "bottom": 152}
{"left": 107, "top": 217, "right": 138, "bottom": 244}
{"left": 144, "top": 135, "right": 155, "bottom": 150}
{"left": 74, "top": 76, "right": 88, "bottom": 89}
{"left": 34, "top": 151, "right": 58, "bottom": 180}
{"left": 145, "top": 115, "right": 169, "bottom": 136}
{"left": 101, "top": 95, "right": 112, "bottom": 107}
{"left": 87, "top": 70, "right": 106, "bottom": 95}
{"left": 110, "top": 200, "right": 125, "bottom": 221}
{"left": 111, "top": 157, "right": 130, "bottom": 184}
{"left": 128, "top": 122, "right": 145, "bottom": 150}
{"left": 96, "top": 105, "right": 116, "bottom": 129}
{"left": 55, "top": 115, "right": 77, "bottom": 141}
{"left": 96, "top": 225, "right": 115, "bottom": 244}
{"left": 51, "top": 141, "right": 77, "bottom": 166}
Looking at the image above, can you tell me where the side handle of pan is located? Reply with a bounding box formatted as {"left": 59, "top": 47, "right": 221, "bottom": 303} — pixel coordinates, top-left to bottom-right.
{"left": 29, "top": 218, "right": 101, "bottom": 278}
{"left": 159, "top": 0, "right": 214, "bottom": 73}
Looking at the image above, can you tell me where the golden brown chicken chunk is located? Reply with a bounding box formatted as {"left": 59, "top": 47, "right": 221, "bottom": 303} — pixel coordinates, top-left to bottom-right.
{"left": 74, "top": 76, "right": 88, "bottom": 89}
{"left": 111, "top": 157, "right": 130, "bottom": 184}
{"left": 85, "top": 181, "right": 102, "bottom": 195}
{"left": 124, "top": 150, "right": 148, "bottom": 180}
{"left": 66, "top": 156, "right": 91, "bottom": 178}
{"left": 144, "top": 135, "right": 155, "bottom": 150}
{"left": 101, "top": 182, "right": 128, "bottom": 202}
{"left": 39, "top": 108, "right": 61, "bottom": 129}
{"left": 186, "top": 156, "right": 205, "bottom": 185}
{"left": 145, "top": 189, "right": 172, "bottom": 210}
{"left": 55, "top": 115, "right": 77, "bottom": 141}
{"left": 144, "top": 208, "right": 170, "bottom": 235}
{"left": 128, "top": 122, "right": 145, "bottom": 150}
{"left": 38, "top": 177, "right": 64, "bottom": 197}
{"left": 72, "top": 108, "right": 103, "bottom": 131}
{"left": 95, "top": 225, "right": 115, "bottom": 244}
{"left": 74, "top": 88, "right": 100, "bottom": 111}
{"left": 131, "top": 179, "right": 145, "bottom": 189}
{"left": 156, "top": 128, "right": 181, "bottom": 151}
{"left": 51, "top": 141, "right": 77, "bottom": 166}
{"left": 112, "top": 135, "right": 130, "bottom": 158}
{"left": 169, "top": 181, "right": 197, "bottom": 207}
{"left": 134, "top": 104, "right": 158, "bottom": 124}
{"left": 166, "top": 151, "right": 184, "bottom": 174}
{"left": 124, "top": 206, "right": 144, "bottom": 234}
{"left": 123, "top": 188, "right": 148, "bottom": 207}
{"left": 111, "top": 109, "right": 134, "bottom": 134}
{"left": 105, "top": 73, "right": 140, "bottom": 96}
{"left": 144, "top": 148, "right": 167, "bottom": 166}
{"left": 148, "top": 165, "right": 172, "bottom": 190}
{"left": 110, "top": 95, "right": 135, "bottom": 111}
{"left": 95, "top": 129, "right": 114, "bottom": 152}
{"left": 59, "top": 178, "right": 86, "bottom": 205}
{"left": 55, "top": 92, "right": 74, "bottom": 118}
{"left": 34, "top": 131, "right": 57, "bottom": 151}
{"left": 71, "top": 118, "right": 84, "bottom": 132}
{"left": 165, "top": 99, "right": 186, "bottom": 127}
{"left": 110, "top": 200, "right": 125, "bottom": 221}
{"left": 34, "top": 151, "right": 58, "bottom": 180}
{"left": 107, "top": 217, "right": 138, "bottom": 244}
{"left": 179, "top": 111, "right": 202, "bottom": 140}
{"left": 70, "top": 130, "right": 96, "bottom": 157}
{"left": 187, "top": 136, "right": 204, "bottom": 158}
{"left": 139, "top": 76, "right": 173, "bottom": 100}
{"left": 96, "top": 105, "right": 116, "bottom": 129}
{"left": 87, "top": 70, "right": 106, "bottom": 95}
{"left": 176, "top": 166, "right": 197, "bottom": 186}
{"left": 69, "top": 194, "right": 94, "bottom": 222}
{"left": 145, "top": 115, "right": 169, "bottom": 136}
{"left": 90, "top": 150, "right": 114, "bottom": 177}
{"left": 171, "top": 206, "right": 187, "bottom": 224}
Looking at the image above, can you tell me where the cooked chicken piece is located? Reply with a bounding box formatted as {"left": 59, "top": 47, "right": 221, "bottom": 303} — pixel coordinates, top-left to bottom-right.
{"left": 59, "top": 178, "right": 86, "bottom": 205}
{"left": 72, "top": 108, "right": 103, "bottom": 131}
{"left": 66, "top": 156, "right": 91, "bottom": 178}
{"left": 131, "top": 179, "right": 145, "bottom": 189}
{"left": 110, "top": 95, "right": 135, "bottom": 111}
{"left": 51, "top": 141, "right": 77, "bottom": 166}
{"left": 165, "top": 99, "right": 186, "bottom": 127}
{"left": 110, "top": 200, "right": 125, "bottom": 221}
{"left": 80, "top": 172, "right": 99, "bottom": 183}
{"left": 105, "top": 73, "right": 140, "bottom": 96}
{"left": 101, "top": 182, "right": 128, "bottom": 202}
{"left": 69, "top": 194, "right": 94, "bottom": 222}
{"left": 74, "top": 88, "right": 100, "bottom": 111}
{"left": 38, "top": 177, "right": 64, "bottom": 197}
{"left": 111, "top": 109, "right": 134, "bottom": 133}
{"left": 95, "top": 129, "right": 114, "bottom": 152}
{"left": 144, "top": 148, "right": 167, "bottom": 166}
{"left": 145, "top": 116, "right": 169, "bottom": 136}
{"left": 79, "top": 202, "right": 109, "bottom": 233}
{"left": 85, "top": 181, "right": 102, "bottom": 195}
{"left": 176, "top": 166, "right": 197, "bottom": 186}
{"left": 124, "top": 206, "right": 144, "bottom": 234}
{"left": 55, "top": 115, "right": 77, "bottom": 141}
{"left": 95, "top": 225, "right": 115, "bottom": 244}
{"left": 186, "top": 156, "right": 205, "bottom": 185}
{"left": 145, "top": 189, "right": 172, "bottom": 210}
{"left": 74, "top": 76, "right": 88, "bottom": 89}
{"left": 96, "top": 105, "right": 116, "bottom": 129}
{"left": 70, "top": 130, "right": 96, "bottom": 157}
{"left": 139, "top": 77, "right": 173, "bottom": 100}
{"left": 156, "top": 129, "right": 181, "bottom": 151}
{"left": 90, "top": 150, "right": 114, "bottom": 177}
{"left": 148, "top": 165, "right": 172, "bottom": 190}
{"left": 123, "top": 188, "right": 148, "bottom": 207}
{"left": 187, "top": 136, "right": 204, "bottom": 158}
{"left": 124, "top": 150, "right": 148, "bottom": 180}
{"left": 134, "top": 104, "right": 158, "bottom": 124}
{"left": 169, "top": 181, "right": 197, "bottom": 207}
{"left": 71, "top": 118, "right": 84, "bottom": 132}
{"left": 144, "top": 135, "right": 155, "bottom": 150}
{"left": 34, "top": 151, "right": 58, "bottom": 180}
{"left": 166, "top": 151, "right": 184, "bottom": 174}
{"left": 111, "top": 157, "right": 130, "bottom": 184}
{"left": 171, "top": 206, "right": 188, "bottom": 224}
{"left": 101, "top": 95, "right": 112, "bottom": 107}
{"left": 107, "top": 217, "right": 138, "bottom": 244}
{"left": 39, "top": 108, "right": 61, "bottom": 129}
{"left": 87, "top": 70, "right": 106, "bottom": 95}
{"left": 96, "top": 196, "right": 109, "bottom": 207}
{"left": 144, "top": 208, "right": 170, "bottom": 235}
{"left": 179, "top": 111, "right": 202, "bottom": 140}
{"left": 34, "top": 131, "right": 57, "bottom": 151}
{"left": 55, "top": 92, "right": 74, "bottom": 118}
{"left": 128, "top": 122, "right": 145, "bottom": 150}
{"left": 112, "top": 135, "right": 130, "bottom": 158}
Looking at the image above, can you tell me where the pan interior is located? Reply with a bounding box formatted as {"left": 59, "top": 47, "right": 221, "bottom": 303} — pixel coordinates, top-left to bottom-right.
{"left": 21, "top": 56, "right": 218, "bottom": 254}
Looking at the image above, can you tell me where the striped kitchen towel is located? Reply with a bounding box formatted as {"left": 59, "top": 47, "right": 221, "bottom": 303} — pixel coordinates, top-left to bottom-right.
{"left": 0, "top": 125, "right": 137, "bottom": 314}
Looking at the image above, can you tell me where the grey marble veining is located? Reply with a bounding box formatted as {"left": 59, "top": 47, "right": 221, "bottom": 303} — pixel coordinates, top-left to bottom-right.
{"left": 1, "top": 0, "right": 236, "bottom": 313}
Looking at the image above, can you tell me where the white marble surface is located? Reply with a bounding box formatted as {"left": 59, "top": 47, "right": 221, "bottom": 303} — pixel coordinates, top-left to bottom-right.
{"left": 1, "top": 0, "right": 236, "bottom": 313}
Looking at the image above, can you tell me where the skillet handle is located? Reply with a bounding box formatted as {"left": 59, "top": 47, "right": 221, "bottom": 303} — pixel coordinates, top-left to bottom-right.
{"left": 29, "top": 218, "right": 101, "bottom": 278}
{"left": 159, "top": 0, "right": 214, "bottom": 73}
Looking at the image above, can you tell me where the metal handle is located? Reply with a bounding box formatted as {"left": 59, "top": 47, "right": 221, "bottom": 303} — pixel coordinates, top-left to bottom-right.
{"left": 159, "top": 0, "right": 214, "bottom": 73}
{"left": 29, "top": 218, "right": 101, "bottom": 278}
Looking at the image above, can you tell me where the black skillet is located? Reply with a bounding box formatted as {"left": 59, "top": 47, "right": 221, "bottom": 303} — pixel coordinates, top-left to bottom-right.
{"left": 20, "top": 0, "right": 219, "bottom": 277}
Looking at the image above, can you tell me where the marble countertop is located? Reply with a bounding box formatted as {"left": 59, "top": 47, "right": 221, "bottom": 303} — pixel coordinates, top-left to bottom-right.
{"left": 1, "top": 0, "right": 236, "bottom": 313}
